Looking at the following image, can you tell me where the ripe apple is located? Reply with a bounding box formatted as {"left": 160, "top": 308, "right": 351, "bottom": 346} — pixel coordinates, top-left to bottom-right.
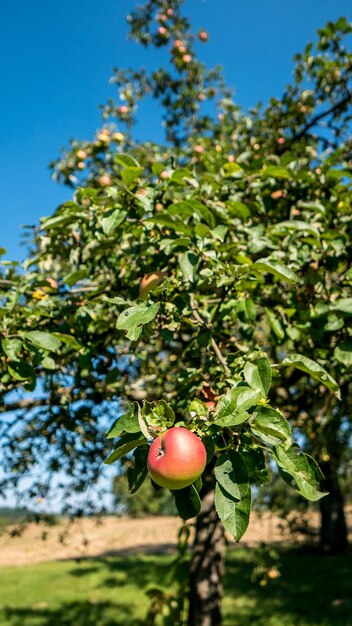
{"left": 198, "top": 30, "right": 208, "bottom": 42}
{"left": 140, "top": 271, "right": 166, "bottom": 299}
{"left": 99, "top": 175, "right": 111, "bottom": 187}
{"left": 147, "top": 427, "right": 207, "bottom": 490}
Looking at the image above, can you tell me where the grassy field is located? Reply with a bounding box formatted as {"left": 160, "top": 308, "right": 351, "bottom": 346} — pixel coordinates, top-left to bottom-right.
{"left": 0, "top": 546, "right": 351, "bottom": 626}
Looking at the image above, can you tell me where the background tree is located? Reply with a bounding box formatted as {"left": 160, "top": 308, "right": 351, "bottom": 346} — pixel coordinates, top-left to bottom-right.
{"left": 0, "top": 2, "right": 351, "bottom": 624}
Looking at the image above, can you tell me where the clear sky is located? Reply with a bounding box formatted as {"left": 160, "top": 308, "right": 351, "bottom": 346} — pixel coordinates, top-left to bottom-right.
{"left": 1, "top": 0, "right": 351, "bottom": 262}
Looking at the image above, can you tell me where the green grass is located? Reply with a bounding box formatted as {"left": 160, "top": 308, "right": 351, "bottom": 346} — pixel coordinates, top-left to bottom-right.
{"left": 0, "top": 547, "right": 351, "bottom": 626}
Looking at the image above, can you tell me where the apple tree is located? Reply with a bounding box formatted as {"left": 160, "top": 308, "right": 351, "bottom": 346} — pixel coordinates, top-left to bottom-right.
{"left": 1, "top": 3, "right": 352, "bottom": 625}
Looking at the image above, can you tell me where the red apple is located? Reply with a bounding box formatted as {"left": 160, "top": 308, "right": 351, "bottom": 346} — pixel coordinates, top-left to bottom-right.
{"left": 140, "top": 271, "right": 166, "bottom": 299}
{"left": 198, "top": 30, "right": 208, "bottom": 42}
{"left": 147, "top": 427, "right": 207, "bottom": 490}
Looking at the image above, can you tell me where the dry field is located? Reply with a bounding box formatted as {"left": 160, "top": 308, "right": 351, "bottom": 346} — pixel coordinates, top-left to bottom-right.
{"left": 1, "top": 507, "right": 351, "bottom": 568}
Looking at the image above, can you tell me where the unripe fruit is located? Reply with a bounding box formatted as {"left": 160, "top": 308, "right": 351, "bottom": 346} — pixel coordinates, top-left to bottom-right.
{"left": 194, "top": 145, "right": 204, "bottom": 154}
{"left": 97, "top": 131, "right": 110, "bottom": 143}
{"left": 160, "top": 170, "right": 170, "bottom": 180}
{"left": 147, "top": 427, "right": 207, "bottom": 490}
{"left": 76, "top": 150, "right": 87, "bottom": 160}
{"left": 140, "top": 271, "right": 166, "bottom": 299}
{"left": 77, "top": 161, "right": 85, "bottom": 170}
{"left": 112, "top": 131, "right": 125, "bottom": 143}
{"left": 99, "top": 175, "right": 111, "bottom": 187}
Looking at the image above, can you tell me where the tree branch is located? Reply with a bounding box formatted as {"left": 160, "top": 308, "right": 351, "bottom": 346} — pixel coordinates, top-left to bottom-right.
{"left": 279, "top": 91, "right": 352, "bottom": 152}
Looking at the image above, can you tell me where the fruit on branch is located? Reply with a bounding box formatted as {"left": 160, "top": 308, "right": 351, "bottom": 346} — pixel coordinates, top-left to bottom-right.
{"left": 140, "top": 271, "right": 166, "bottom": 298}
{"left": 112, "top": 132, "right": 125, "bottom": 143}
{"left": 198, "top": 30, "right": 208, "bottom": 41}
{"left": 147, "top": 427, "right": 207, "bottom": 490}
{"left": 98, "top": 175, "right": 112, "bottom": 187}
{"left": 76, "top": 150, "right": 87, "bottom": 160}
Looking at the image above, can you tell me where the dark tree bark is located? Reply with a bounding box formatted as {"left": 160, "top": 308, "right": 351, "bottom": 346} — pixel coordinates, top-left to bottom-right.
{"left": 188, "top": 467, "right": 225, "bottom": 626}
{"left": 319, "top": 458, "right": 348, "bottom": 554}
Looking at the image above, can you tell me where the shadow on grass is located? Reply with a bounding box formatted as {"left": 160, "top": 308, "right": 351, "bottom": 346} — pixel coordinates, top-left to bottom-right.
{"left": 224, "top": 546, "right": 352, "bottom": 626}
{"left": 1, "top": 546, "right": 351, "bottom": 626}
{"left": 2, "top": 600, "right": 144, "bottom": 626}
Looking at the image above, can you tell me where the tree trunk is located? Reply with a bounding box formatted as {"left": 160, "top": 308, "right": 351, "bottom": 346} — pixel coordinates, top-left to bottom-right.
{"left": 188, "top": 469, "right": 225, "bottom": 626}
{"left": 319, "top": 458, "right": 348, "bottom": 554}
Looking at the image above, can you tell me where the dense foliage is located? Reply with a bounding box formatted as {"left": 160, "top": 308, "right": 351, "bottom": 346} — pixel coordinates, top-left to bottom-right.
{"left": 0, "top": 0, "right": 351, "bottom": 554}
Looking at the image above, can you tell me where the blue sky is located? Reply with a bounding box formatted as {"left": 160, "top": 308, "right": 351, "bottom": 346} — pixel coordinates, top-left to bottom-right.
{"left": 1, "top": 0, "right": 351, "bottom": 262}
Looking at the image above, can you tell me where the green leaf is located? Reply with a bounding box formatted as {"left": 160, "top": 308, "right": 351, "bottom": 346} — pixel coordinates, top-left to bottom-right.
{"left": 41, "top": 356, "right": 56, "bottom": 370}
{"left": 51, "top": 333, "right": 82, "bottom": 350}
{"left": 330, "top": 298, "right": 352, "bottom": 314}
{"left": 116, "top": 303, "right": 160, "bottom": 341}
{"left": 215, "top": 451, "right": 249, "bottom": 501}
{"left": 23, "top": 331, "right": 61, "bottom": 353}
{"left": 1, "top": 338, "right": 22, "bottom": 361}
{"left": 179, "top": 251, "right": 199, "bottom": 282}
{"left": 115, "top": 153, "right": 140, "bottom": 167}
{"left": 64, "top": 269, "right": 88, "bottom": 287}
{"left": 334, "top": 341, "right": 352, "bottom": 366}
{"left": 100, "top": 209, "right": 127, "bottom": 236}
{"left": 273, "top": 445, "right": 327, "bottom": 501}
{"left": 215, "top": 484, "right": 251, "bottom": 541}
{"left": 281, "top": 354, "right": 340, "bottom": 395}
{"left": 236, "top": 388, "right": 263, "bottom": 410}
{"left": 223, "top": 162, "right": 244, "bottom": 177}
{"left": 7, "top": 361, "right": 36, "bottom": 381}
{"left": 265, "top": 308, "right": 285, "bottom": 340}
{"left": 127, "top": 446, "right": 149, "bottom": 493}
{"left": 146, "top": 213, "right": 192, "bottom": 236}
{"left": 138, "top": 400, "right": 175, "bottom": 439}
{"left": 241, "top": 448, "right": 269, "bottom": 484}
{"left": 173, "top": 484, "right": 201, "bottom": 520}
{"left": 251, "top": 407, "right": 292, "bottom": 447}
{"left": 104, "top": 433, "right": 145, "bottom": 465}
{"left": 211, "top": 225, "right": 228, "bottom": 242}
{"left": 271, "top": 220, "right": 320, "bottom": 240}
{"left": 244, "top": 356, "right": 272, "bottom": 397}
{"left": 261, "top": 165, "right": 291, "bottom": 179}
{"left": 120, "top": 167, "right": 143, "bottom": 187}
{"left": 215, "top": 410, "right": 250, "bottom": 428}
{"left": 216, "top": 386, "right": 261, "bottom": 425}
{"left": 188, "top": 398, "right": 208, "bottom": 418}
{"left": 106, "top": 402, "right": 141, "bottom": 438}
{"left": 253, "top": 259, "right": 297, "bottom": 283}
